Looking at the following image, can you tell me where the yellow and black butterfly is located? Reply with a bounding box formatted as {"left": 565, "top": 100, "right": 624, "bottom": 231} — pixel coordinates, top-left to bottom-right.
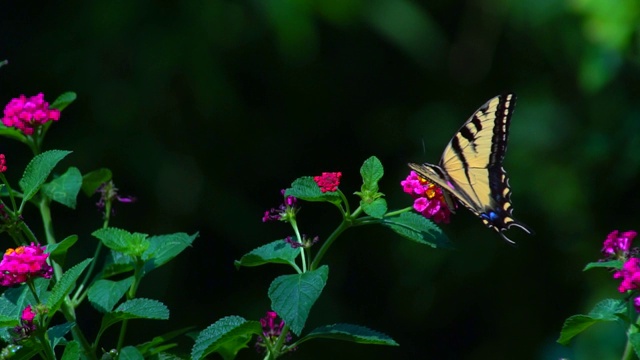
{"left": 408, "top": 93, "right": 532, "bottom": 244}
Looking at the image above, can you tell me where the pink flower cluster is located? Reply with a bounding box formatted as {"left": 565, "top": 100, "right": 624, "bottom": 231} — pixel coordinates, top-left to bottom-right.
{"left": 255, "top": 311, "right": 293, "bottom": 353}
{"left": 614, "top": 258, "right": 640, "bottom": 293}
{"left": 0, "top": 154, "right": 6, "bottom": 173}
{"left": 602, "top": 230, "right": 636, "bottom": 259}
{"left": 313, "top": 172, "right": 342, "bottom": 193}
{"left": 13, "top": 305, "right": 37, "bottom": 341}
{"left": 263, "top": 190, "right": 298, "bottom": 223}
{"left": 401, "top": 171, "right": 452, "bottom": 223}
{"left": 0, "top": 243, "right": 53, "bottom": 286}
{"left": 2, "top": 93, "right": 60, "bottom": 135}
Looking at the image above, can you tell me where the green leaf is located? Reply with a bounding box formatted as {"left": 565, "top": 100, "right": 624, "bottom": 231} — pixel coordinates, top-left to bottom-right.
{"left": 42, "top": 167, "right": 83, "bottom": 208}
{"left": 47, "top": 258, "right": 92, "bottom": 314}
{"left": 0, "top": 296, "right": 19, "bottom": 327}
{"left": 100, "top": 299, "right": 169, "bottom": 336}
{"left": 119, "top": 346, "right": 144, "bottom": 360}
{"left": 630, "top": 333, "right": 640, "bottom": 359}
{"left": 93, "top": 228, "right": 150, "bottom": 257}
{"left": 47, "top": 235, "right": 79, "bottom": 266}
{"left": 48, "top": 322, "right": 75, "bottom": 349}
{"left": 304, "top": 323, "right": 398, "bottom": 346}
{"left": 137, "top": 327, "right": 195, "bottom": 357}
{"left": 0, "top": 126, "right": 26, "bottom": 143}
{"left": 360, "top": 156, "right": 384, "bottom": 192}
{"left": 19, "top": 150, "right": 72, "bottom": 202}
{"left": 88, "top": 277, "right": 134, "bottom": 313}
{"left": 361, "top": 198, "right": 387, "bottom": 219}
{"left": 584, "top": 260, "right": 623, "bottom": 271}
{"left": 269, "top": 265, "right": 329, "bottom": 336}
{"left": 191, "top": 316, "right": 261, "bottom": 360}
{"left": 557, "top": 299, "right": 626, "bottom": 345}
{"left": 81, "top": 168, "right": 112, "bottom": 196}
{"left": 143, "top": 232, "right": 198, "bottom": 272}
{"left": 61, "top": 340, "right": 80, "bottom": 360}
{"left": 50, "top": 92, "right": 77, "bottom": 111}
{"left": 382, "top": 212, "right": 451, "bottom": 248}
{"left": 234, "top": 239, "right": 299, "bottom": 269}
{"left": 285, "top": 177, "right": 340, "bottom": 202}
{"left": 114, "top": 298, "right": 169, "bottom": 320}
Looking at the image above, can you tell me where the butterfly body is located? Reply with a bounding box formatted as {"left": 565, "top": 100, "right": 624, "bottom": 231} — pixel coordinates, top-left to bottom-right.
{"left": 408, "top": 93, "right": 532, "bottom": 244}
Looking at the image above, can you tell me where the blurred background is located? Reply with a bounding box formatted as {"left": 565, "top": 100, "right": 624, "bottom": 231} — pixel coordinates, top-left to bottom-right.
{"left": 1, "top": 0, "right": 640, "bottom": 359}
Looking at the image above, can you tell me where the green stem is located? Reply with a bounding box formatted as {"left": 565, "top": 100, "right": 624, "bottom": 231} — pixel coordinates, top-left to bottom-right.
{"left": 289, "top": 218, "right": 307, "bottom": 273}
{"left": 73, "top": 202, "right": 111, "bottom": 304}
{"left": 0, "top": 173, "right": 18, "bottom": 213}
{"left": 117, "top": 259, "right": 144, "bottom": 354}
{"left": 309, "top": 219, "right": 351, "bottom": 271}
{"left": 37, "top": 331, "right": 56, "bottom": 360}
{"left": 38, "top": 197, "right": 96, "bottom": 360}
{"left": 622, "top": 312, "right": 640, "bottom": 360}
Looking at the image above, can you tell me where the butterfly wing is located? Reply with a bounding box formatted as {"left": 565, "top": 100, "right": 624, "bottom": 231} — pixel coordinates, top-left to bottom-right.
{"left": 409, "top": 93, "right": 532, "bottom": 243}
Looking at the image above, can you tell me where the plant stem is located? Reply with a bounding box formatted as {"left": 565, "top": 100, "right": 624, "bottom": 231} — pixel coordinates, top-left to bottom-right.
{"left": 38, "top": 196, "right": 96, "bottom": 360}
{"left": 622, "top": 312, "right": 640, "bottom": 360}
{"left": 289, "top": 218, "right": 307, "bottom": 273}
{"left": 309, "top": 218, "right": 351, "bottom": 271}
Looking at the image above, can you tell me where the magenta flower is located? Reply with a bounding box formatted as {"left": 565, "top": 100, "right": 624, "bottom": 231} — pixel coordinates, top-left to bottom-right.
{"left": 2, "top": 93, "right": 60, "bottom": 135}
{"left": 13, "top": 305, "right": 37, "bottom": 341}
{"left": 313, "top": 172, "right": 342, "bottom": 193}
{"left": 96, "top": 181, "right": 136, "bottom": 217}
{"left": 284, "top": 234, "right": 319, "bottom": 249}
{"left": 255, "top": 311, "right": 294, "bottom": 353}
{"left": 401, "top": 171, "right": 452, "bottom": 223}
{"left": 614, "top": 257, "right": 640, "bottom": 292}
{"left": 263, "top": 190, "right": 298, "bottom": 223}
{"left": 0, "top": 243, "right": 53, "bottom": 286}
{"left": 0, "top": 154, "right": 6, "bottom": 173}
{"left": 602, "top": 230, "right": 637, "bottom": 259}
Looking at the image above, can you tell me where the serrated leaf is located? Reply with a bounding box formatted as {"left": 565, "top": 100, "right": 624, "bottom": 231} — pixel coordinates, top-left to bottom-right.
{"left": 61, "top": 340, "right": 80, "bottom": 360}
{"left": 0, "top": 296, "right": 19, "bottom": 326}
{"left": 100, "top": 299, "right": 169, "bottom": 336}
{"left": 48, "top": 235, "right": 79, "bottom": 265}
{"left": 269, "top": 265, "right": 329, "bottom": 336}
{"left": 557, "top": 299, "right": 626, "bottom": 345}
{"left": 191, "top": 316, "right": 261, "bottom": 360}
{"left": 143, "top": 232, "right": 198, "bottom": 272}
{"left": 382, "top": 212, "right": 451, "bottom": 248}
{"left": 285, "top": 177, "right": 340, "bottom": 202}
{"left": 361, "top": 198, "right": 387, "bottom": 219}
{"left": 114, "top": 298, "right": 169, "bottom": 320}
{"left": 48, "top": 322, "right": 75, "bottom": 349}
{"left": 81, "top": 168, "right": 112, "bottom": 196}
{"left": 42, "top": 167, "right": 82, "bottom": 208}
{"left": 88, "top": 278, "right": 134, "bottom": 313}
{"left": 234, "top": 239, "right": 299, "bottom": 269}
{"left": 50, "top": 92, "right": 77, "bottom": 111}
{"left": 119, "top": 346, "right": 144, "bottom": 360}
{"left": 19, "top": 150, "right": 72, "bottom": 202}
{"left": 93, "top": 228, "right": 149, "bottom": 257}
{"left": 360, "top": 156, "right": 384, "bottom": 191}
{"left": 305, "top": 323, "right": 398, "bottom": 346}
{"left": 584, "top": 260, "right": 623, "bottom": 271}
{"left": 47, "top": 258, "right": 92, "bottom": 314}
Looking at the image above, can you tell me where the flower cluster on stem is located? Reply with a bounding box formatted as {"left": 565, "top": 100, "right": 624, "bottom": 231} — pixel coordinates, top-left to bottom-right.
{"left": 0, "top": 243, "right": 53, "bottom": 287}
{"left": 401, "top": 171, "right": 452, "bottom": 223}
{"left": 2, "top": 93, "right": 60, "bottom": 136}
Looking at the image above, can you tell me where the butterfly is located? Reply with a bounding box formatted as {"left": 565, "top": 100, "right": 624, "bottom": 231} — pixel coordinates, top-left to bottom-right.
{"left": 408, "top": 93, "right": 532, "bottom": 243}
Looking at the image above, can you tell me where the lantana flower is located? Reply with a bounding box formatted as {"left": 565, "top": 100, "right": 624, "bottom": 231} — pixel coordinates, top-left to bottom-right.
{"left": 602, "top": 230, "right": 637, "bottom": 260}
{"left": 2, "top": 93, "right": 60, "bottom": 136}
{"left": 13, "top": 305, "right": 37, "bottom": 342}
{"left": 0, "top": 243, "right": 53, "bottom": 287}
{"left": 284, "top": 234, "right": 319, "bottom": 249}
{"left": 401, "top": 171, "right": 452, "bottom": 223}
{"left": 313, "top": 172, "right": 341, "bottom": 193}
{"left": 263, "top": 190, "right": 298, "bottom": 223}
{"left": 0, "top": 154, "right": 6, "bottom": 173}
{"left": 255, "top": 311, "right": 294, "bottom": 353}
{"left": 95, "top": 181, "right": 136, "bottom": 217}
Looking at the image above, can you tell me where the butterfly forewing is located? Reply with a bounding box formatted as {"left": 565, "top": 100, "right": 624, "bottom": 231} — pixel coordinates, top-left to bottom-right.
{"left": 408, "top": 93, "right": 532, "bottom": 243}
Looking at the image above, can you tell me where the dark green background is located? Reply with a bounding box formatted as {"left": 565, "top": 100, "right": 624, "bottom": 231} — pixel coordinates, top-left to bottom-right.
{"left": 2, "top": 0, "right": 640, "bottom": 359}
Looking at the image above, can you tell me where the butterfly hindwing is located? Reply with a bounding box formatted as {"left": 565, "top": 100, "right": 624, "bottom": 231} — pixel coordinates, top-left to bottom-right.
{"left": 408, "top": 93, "right": 532, "bottom": 243}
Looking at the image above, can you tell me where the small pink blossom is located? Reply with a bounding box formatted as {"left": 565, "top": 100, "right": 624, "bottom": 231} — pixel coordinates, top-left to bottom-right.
{"left": 401, "top": 171, "right": 452, "bottom": 223}
{"left": 313, "top": 172, "right": 342, "bottom": 193}
{"left": 21, "top": 305, "right": 35, "bottom": 322}
{"left": 263, "top": 189, "right": 298, "bottom": 223}
{"left": 602, "top": 230, "right": 637, "bottom": 259}
{"left": 255, "top": 311, "right": 294, "bottom": 353}
{"left": 2, "top": 93, "right": 60, "bottom": 135}
{"left": 614, "top": 257, "right": 640, "bottom": 292}
{"left": 0, "top": 154, "right": 6, "bottom": 173}
{"left": 0, "top": 243, "right": 53, "bottom": 286}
